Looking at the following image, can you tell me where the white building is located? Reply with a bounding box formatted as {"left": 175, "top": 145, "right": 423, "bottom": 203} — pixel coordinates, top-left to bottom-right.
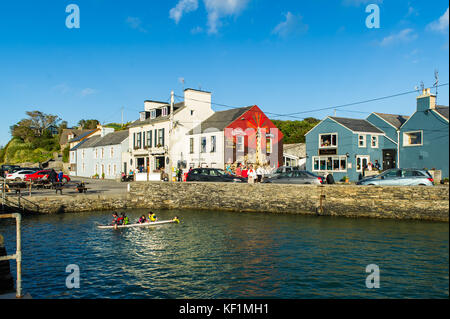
{"left": 127, "top": 89, "right": 214, "bottom": 180}
{"left": 70, "top": 128, "right": 130, "bottom": 180}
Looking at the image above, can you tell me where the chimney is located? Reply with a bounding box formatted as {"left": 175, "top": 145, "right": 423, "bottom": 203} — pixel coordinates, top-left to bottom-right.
{"left": 416, "top": 88, "right": 436, "bottom": 112}
{"left": 184, "top": 88, "right": 213, "bottom": 121}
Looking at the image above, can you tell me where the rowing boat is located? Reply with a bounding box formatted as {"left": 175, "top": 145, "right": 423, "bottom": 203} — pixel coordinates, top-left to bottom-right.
{"left": 97, "top": 220, "right": 177, "bottom": 229}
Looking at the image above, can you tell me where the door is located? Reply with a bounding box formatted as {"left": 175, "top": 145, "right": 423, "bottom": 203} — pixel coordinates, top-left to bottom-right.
{"left": 356, "top": 156, "right": 370, "bottom": 175}
{"left": 382, "top": 149, "right": 397, "bottom": 170}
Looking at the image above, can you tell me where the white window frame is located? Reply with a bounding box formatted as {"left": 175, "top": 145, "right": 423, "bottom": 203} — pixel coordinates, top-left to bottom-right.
{"left": 236, "top": 136, "right": 245, "bottom": 152}
{"left": 371, "top": 135, "right": 379, "bottom": 148}
{"left": 162, "top": 107, "right": 168, "bottom": 117}
{"left": 312, "top": 155, "right": 347, "bottom": 172}
{"left": 319, "top": 133, "right": 338, "bottom": 149}
{"left": 266, "top": 137, "right": 272, "bottom": 154}
{"left": 403, "top": 130, "right": 423, "bottom": 147}
{"left": 356, "top": 155, "right": 370, "bottom": 172}
{"left": 150, "top": 109, "right": 156, "bottom": 119}
{"left": 110, "top": 147, "right": 114, "bottom": 158}
{"left": 210, "top": 135, "right": 216, "bottom": 153}
{"left": 201, "top": 137, "right": 207, "bottom": 153}
{"left": 358, "top": 134, "right": 366, "bottom": 148}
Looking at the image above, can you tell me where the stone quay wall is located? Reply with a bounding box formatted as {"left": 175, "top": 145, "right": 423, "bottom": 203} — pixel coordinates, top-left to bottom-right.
{"left": 15, "top": 182, "right": 449, "bottom": 221}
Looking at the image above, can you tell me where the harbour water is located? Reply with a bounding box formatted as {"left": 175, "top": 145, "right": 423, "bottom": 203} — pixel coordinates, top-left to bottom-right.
{"left": 0, "top": 209, "right": 448, "bottom": 298}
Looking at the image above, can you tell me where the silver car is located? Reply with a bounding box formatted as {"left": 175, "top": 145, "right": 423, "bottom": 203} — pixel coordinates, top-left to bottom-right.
{"left": 356, "top": 169, "right": 434, "bottom": 186}
{"left": 264, "top": 170, "right": 323, "bottom": 185}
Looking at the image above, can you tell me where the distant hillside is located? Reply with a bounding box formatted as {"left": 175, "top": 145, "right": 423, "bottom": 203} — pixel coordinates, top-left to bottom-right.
{"left": 271, "top": 118, "right": 320, "bottom": 144}
{"left": 0, "top": 136, "right": 59, "bottom": 164}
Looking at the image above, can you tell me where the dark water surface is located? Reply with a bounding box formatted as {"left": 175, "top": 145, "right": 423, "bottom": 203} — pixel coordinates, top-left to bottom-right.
{"left": 0, "top": 209, "right": 448, "bottom": 298}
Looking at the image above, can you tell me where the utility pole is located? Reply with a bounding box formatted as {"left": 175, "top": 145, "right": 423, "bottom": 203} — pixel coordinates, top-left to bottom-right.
{"left": 121, "top": 107, "right": 124, "bottom": 128}
{"left": 169, "top": 91, "right": 174, "bottom": 182}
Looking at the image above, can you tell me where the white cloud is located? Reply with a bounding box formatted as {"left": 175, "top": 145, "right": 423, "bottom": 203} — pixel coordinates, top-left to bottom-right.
{"left": 272, "top": 12, "right": 308, "bottom": 38}
{"left": 379, "top": 28, "right": 417, "bottom": 46}
{"left": 169, "top": 0, "right": 199, "bottom": 24}
{"left": 203, "top": 0, "right": 251, "bottom": 34}
{"left": 52, "top": 83, "right": 71, "bottom": 95}
{"left": 80, "top": 88, "right": 97, "bottom": 97}
{"left": 426, "top": 7, "right": 449, "bottom": 33}
{"left": 126, "top": 16, "right": 147, "bottom": 33}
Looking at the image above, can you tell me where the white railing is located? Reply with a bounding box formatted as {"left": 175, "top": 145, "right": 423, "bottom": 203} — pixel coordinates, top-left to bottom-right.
{"left": 0, "top": 213, "right": 22, "bottom": 298}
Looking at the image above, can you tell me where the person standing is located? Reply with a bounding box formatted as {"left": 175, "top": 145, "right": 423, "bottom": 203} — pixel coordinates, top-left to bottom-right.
{"left": 247, "top": 165, "right": 257, "bottom": 184}
{"left": 241, "top": 165, "right": 248, "bottom": 179}
{"left": 235, "top": 163, "right": 242, "bottom": 177}
{"left": 256, "top": 165, "right": 264, "bottom": 183}
{"left": 58, "top": 170, "right": 64, "bottom": 183}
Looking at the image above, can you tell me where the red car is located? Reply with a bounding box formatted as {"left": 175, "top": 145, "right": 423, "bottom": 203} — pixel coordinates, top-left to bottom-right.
{"left": 25, "top": 170, "right": 71, "bottom": 183}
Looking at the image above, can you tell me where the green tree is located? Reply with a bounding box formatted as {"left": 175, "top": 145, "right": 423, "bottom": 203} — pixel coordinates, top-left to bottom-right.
{"left": 271, "top": 118, "right": 320, "bottom": 144}
{"left": 78, "top": 119, "right": 99, "bottom": 129}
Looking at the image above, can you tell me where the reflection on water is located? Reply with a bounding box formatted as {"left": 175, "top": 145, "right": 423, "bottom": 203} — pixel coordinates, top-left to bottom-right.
{"left": 0, "top": 209, "right": 448, "bottom": 299}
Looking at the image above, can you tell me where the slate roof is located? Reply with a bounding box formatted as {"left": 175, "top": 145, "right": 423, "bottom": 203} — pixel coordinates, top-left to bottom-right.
{"left": 60, "top": 129, "right": 93, "bottom": 145}
{"left": 72, "top": 130, "right": 129, "bottom": 150}
{"left": 68, "top": 129, "right": 98, "bottom": 143}
{"left": 71, "top": 135, "right": 102, "bottom": 150}
{"left": 93, "top": 130, "right": 129, "bottom": 147}
{"left": 329, "top": 117, "right": 384, "bottom": 134}
{"left": 434, "top": 106, "right": 449, "bottom": 120}
{"left": 129, "top": 102, "right": 185, "bottom": 128}
{"left": 187, "top": 106, "right": 253, "bottom": 135}
{"left": 373, "top": 113, "right": 410, "bottom": 129}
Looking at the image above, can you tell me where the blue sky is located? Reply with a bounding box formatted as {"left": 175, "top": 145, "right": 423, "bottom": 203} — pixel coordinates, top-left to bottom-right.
{"left": 0, "top": 0, "right": 448, "bottom": 146}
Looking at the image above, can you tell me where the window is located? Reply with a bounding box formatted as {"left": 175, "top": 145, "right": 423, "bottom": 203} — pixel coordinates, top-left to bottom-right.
{"left": 403, "top": 131, "right": 422, "bottom": 146}
{"left": 319, "top": 133, "right": 337, "bottom": 148}
{"left": 82, "top": 150, "right": 85, "bottom": 160}
{"left": 150, "top": 110, "right": 156, "bottom": 119}
{"left": 137, "top": 133, "right": 142, "bottom": 149}
{"left": 237, "top": 136, "right": 244, "bottom": 152}
{"left": 190, "top": 138, "right": 194, "bottom": 154}
{"left": 113, "top": 164, "right": 117, "bottom": 175}
{"left": 162, "top": 107, "right": 168, "bottom": 117}
{"left": 110, "top": 147, "right": 114, "bottom": 158}
{"left": 356, "top": 155, "right": 370, "bottom": 172}
{"left": 95, "top": 149, "right": 98, "bottom": 159}
{"left": 266, "top": 137, "right": 272, "bottom": 154}
{"left": 211, "top": 136, "right": 216, "bottom": 153}
{"left": 101, "top": 148, "right": 105, "bottom": 159}
{"left": 201, "top": 137, "right": 207, "bottom": 153}
{"left": 371, "top": 135, "right": 378, "bottom": 148}
{"left": 312, "top": 156, "right": 347, "bottom": 172}
{"left": 158, "top": 129, "right": 165, "bottom": 146}
{"left": 147, "top": 131, "right": 152, "bottom": 148}
{"left": 358, "top": 134, "right": 366, "bottom": 148}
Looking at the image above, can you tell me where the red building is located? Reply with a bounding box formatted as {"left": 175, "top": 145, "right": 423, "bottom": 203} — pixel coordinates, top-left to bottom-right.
{"left": 187, "top": 105, "right": 284, "bottom": 169}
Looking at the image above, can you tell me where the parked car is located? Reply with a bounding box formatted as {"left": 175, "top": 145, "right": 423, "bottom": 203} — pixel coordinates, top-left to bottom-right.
{"left": 186, "top": 168, "right": 247, "bottom": 183}
{"left": 356, "top": 168, "right": 434, "bottom": 186}
{"left": 263, "top": 170, "right": 324, "bottom": 185}
{"left": 268, "top": 166, "right": 298, "bottom": 178}
{"left": 25, "top": 170, "right": 71, "bottom": 184}
{"left": 1, "top": 164, "right": 21, "bottom": 177}
{"left": 5, "top": 169, "right": 37, "bottom": 181}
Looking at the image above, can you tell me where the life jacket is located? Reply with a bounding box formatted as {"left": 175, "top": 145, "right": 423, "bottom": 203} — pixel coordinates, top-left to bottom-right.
{"left": 149, "top": 214, "right": 156, "bottom": 222}
{"left": 173, "top": 218, "right": 180, "bottom": 224}
{"left": 123, "top": 217, "right": 129, "bottom": 225}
